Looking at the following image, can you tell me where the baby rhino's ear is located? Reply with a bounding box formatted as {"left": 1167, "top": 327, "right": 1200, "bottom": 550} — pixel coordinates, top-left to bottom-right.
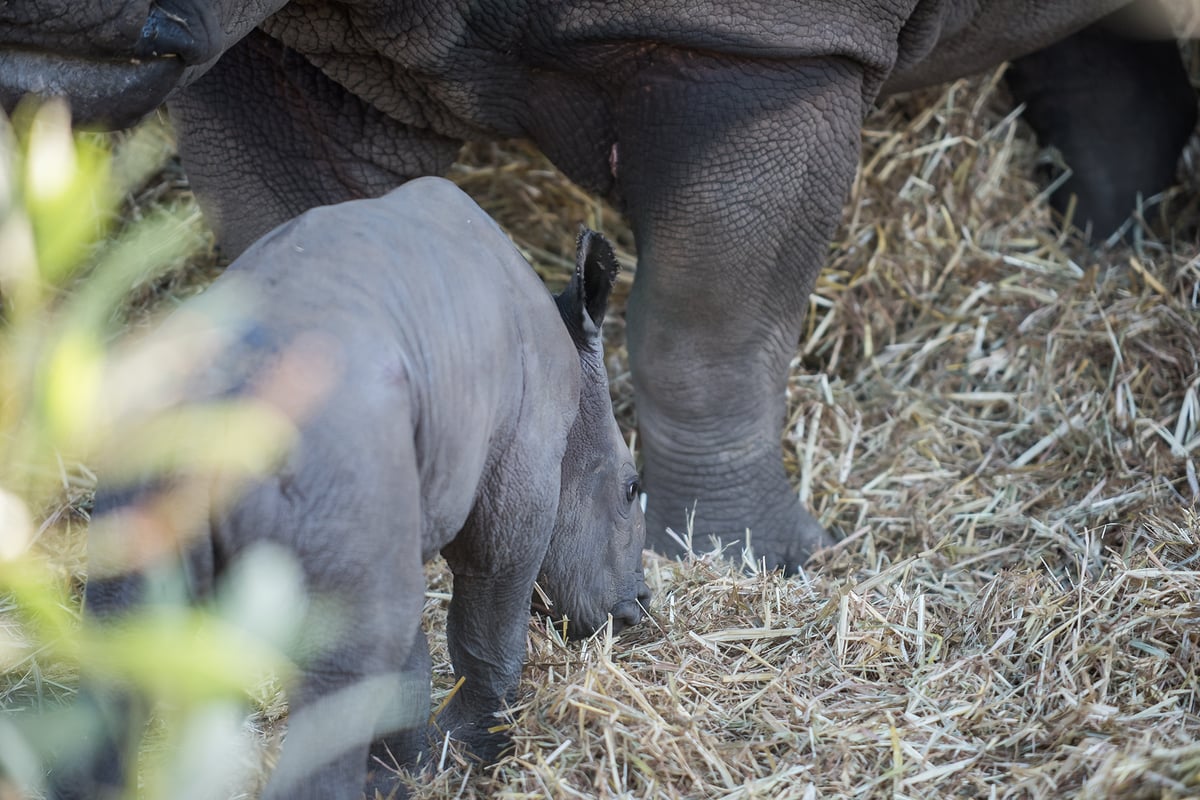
{"left": 555, "top": 228, "right": 620, "bottom": 349}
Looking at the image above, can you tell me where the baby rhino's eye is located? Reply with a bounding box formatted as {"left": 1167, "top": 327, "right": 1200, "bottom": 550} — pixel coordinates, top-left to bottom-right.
{"left": 625, "top": 478, "right": 641, "bottom": 504}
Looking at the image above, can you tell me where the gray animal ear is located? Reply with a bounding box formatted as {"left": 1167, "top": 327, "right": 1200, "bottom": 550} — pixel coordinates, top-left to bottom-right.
{"left": 555, "top": 228, "right": 620, "bottom": 348}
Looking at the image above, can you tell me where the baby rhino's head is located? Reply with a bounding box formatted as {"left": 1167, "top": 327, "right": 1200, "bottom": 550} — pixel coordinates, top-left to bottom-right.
{"left": 537, "top": 230, "right": 648, "bottom": 639}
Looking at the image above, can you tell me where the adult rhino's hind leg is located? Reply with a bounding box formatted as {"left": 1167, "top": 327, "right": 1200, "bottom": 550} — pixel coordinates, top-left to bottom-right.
{"left": 614, "top": 53, "right": 866, "bottom": 573}
{"left": 168, "top": 28, "right": 461, "bottom": 258}
{"left": 1006, "top": 14, "right": 1197, "bottom": 237}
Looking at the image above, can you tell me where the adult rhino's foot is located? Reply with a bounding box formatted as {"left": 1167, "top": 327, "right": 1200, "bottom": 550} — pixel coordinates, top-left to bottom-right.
{"left": 641, "top": 443, "right": 834, "bottom": 574}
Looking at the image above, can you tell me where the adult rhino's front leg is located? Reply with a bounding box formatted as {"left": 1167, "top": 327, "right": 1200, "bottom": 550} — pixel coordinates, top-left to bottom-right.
{"left": 168, "top": 29, "right": 462, "bottom": 258}
{"left": 614, "top": 53, "right": 866, "bottom": 573}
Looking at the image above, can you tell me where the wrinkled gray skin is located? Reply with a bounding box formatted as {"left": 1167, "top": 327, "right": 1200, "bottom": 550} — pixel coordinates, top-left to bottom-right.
{"left": 50, "top": 178, "right": 648, "bottom": 800}
{"left": 1, "top": 0, "right": 1193, "bottom": 574}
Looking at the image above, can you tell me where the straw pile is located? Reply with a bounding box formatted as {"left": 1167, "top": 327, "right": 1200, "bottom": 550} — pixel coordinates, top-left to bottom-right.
{"left": 30, "top": 59, "right": 1200, "bottom": 799}
{"left": 421, "top": 65, "right": 1200, "bottom": 799}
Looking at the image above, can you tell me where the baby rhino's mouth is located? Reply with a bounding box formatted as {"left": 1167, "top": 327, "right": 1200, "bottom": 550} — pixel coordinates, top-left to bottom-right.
{"left": 0, "top": 3, "right": 215, "bottom": 128}
{"left": 531, "top": 582, "right": 649, "bottom": 639}
{"left": 608, "top": 598, "right": 646, "bottom": 634}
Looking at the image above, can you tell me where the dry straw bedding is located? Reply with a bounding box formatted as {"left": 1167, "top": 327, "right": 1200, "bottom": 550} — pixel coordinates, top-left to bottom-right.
{"left": 427, "top": 68, "right": 1200, "bottom": 799}
{"left": 19, "top": 63, "right": 1200, "bottom": 798}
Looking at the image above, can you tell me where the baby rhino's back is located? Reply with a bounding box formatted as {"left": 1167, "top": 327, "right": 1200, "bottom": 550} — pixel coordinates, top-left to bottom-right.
{"left": 213, "top": 177, "right": 579, "bottom": 555}
{"left": 224, "top": 177, "right": 562, "bottom": 376}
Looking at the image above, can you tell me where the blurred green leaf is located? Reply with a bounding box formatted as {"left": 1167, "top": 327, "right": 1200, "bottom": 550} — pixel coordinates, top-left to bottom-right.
{"left": 63, "top": 204, "right": 207, "bottom": 335}
{"left": 0, "top": 486, "right": 33, "bottom": 561}
{"left": 40, "top": 329, "right": 105, "bottom": 454}
{"left": 20, "top": 100, "right": 115, "bottom": 284}
{"left": 97, "top": 400, "right": 296, "bottom": 485}
{"left": 81, "top": 607, "right": 294, "bottom": 705}
{"left": 0, "top": 99, "right": 301, "bottom": 800}
{"left": 0, "top": 554, "right": 78, "bottom": 657}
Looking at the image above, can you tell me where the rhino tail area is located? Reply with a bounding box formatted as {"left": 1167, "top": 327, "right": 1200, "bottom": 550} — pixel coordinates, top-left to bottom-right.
{"left": 86, "top": 477, "right": 219, "bottom": 620}
{"left": 45, "top": 479, "right": 219, "bottom": 800}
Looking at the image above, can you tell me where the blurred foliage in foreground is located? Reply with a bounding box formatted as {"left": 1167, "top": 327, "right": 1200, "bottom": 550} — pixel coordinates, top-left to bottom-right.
{"left": 0, "top": 101, "right": 304, "bottom": 799}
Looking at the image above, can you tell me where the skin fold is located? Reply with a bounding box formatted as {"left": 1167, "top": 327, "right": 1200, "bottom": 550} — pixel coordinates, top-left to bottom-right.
{"left": 1, "top": 0, "right": 1192, "bottom": 574}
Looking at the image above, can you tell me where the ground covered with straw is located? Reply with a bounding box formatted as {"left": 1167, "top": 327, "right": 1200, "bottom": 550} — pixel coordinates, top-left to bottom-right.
{"left": 27, "top": 61, "right": 1200, "bottom": 798}
{"left": 420, "top": 66, "right": 1200, "bottom": 799}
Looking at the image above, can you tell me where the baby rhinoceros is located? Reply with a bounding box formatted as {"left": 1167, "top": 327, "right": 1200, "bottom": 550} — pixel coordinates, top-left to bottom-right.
{"left": 54, "top": 177, "right": 649, "bottom": 800}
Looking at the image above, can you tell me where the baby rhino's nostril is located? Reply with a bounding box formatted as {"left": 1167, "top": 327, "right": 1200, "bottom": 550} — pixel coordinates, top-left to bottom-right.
{"left": 609, "top": 599, "right": 645, "bottom": 633}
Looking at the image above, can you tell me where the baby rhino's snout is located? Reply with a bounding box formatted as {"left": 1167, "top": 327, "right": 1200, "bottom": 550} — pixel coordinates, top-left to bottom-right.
{"left": 610, "top": 580, "right": 651, "bottom": 634}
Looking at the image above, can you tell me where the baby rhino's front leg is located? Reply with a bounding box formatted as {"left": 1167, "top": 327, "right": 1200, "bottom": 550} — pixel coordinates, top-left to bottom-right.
{"left": 436, "top": 494, "right": 557, "bottom": 761}
{"left": 435, "top": 566, "right": 544, "bottom": 762}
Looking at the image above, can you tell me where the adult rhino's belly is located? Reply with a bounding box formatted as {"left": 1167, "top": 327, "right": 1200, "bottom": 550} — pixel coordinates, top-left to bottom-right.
{"left": 885, "top": 0, "right": 1131, "bottom": 94}
{"left": 0, "top": 48, "right": 184, "bottom": 128}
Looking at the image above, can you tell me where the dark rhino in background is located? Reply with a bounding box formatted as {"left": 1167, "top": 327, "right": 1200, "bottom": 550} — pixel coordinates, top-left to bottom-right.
{"left": 1, "top": 0, "right": 1194, "bottom": 573}
{"left": 50, "top": 178, "right": 648, "bottom": 800}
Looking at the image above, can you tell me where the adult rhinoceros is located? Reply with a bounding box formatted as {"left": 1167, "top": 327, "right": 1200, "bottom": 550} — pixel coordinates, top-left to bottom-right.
{"left": 1, "top": 0, "right": 1193, "bottom": 572}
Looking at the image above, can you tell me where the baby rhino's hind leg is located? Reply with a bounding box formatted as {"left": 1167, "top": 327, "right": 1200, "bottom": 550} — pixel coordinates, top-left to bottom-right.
{"left": 365, "top": 631, "right": 434, "bottom": 796}
{"left": 250, "top": 429, "right": 428, "bottom": 800}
